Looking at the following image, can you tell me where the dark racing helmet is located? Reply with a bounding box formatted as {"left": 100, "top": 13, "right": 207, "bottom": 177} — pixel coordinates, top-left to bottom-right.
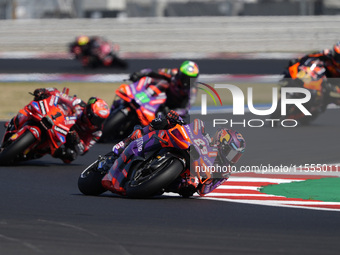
{"left": 83, "top": 97, "right": 110, "bottom": 127}
{"left": 213, "top": 129, "right": 246, "bottom": 164}
{"left": 173, "top": 61, "right": 199, "bottom": 91}
{"left": 332, "top": 41, "right": 340, "bottom": 64}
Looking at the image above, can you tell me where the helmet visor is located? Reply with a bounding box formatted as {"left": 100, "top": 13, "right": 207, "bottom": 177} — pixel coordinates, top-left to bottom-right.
{"left": 177, "top": 72, "right": 196, "bottom": 89}
{"left": 224, "top": 143, "right": 243, "bottom": 164}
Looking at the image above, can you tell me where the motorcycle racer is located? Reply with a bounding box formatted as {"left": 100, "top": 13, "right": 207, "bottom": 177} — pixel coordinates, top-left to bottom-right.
{"left": 110, "top": 110, "right": 246, "bottom": 197}
{"left": 291, "top": 41, "right": 340, "bottom": 77}
{"left": 198, "top": 127, "right": 246, "bottom": 195}
{"left": 128, "top": 60, "right": 199, "bottom": 117}
{"left": 69, "top": 35, "right": 90, "bottom": 60}
{"left": 111, "top": 110, "right": 183, "bottom": 156}
{"left": 287, "top": 41, "right": 340, "bottom": 100}
{"left": 69, "top": 35, "right": 120, "bottom": 67}
{"left": 30, "top": 88, "right": 109, "bottom": 163}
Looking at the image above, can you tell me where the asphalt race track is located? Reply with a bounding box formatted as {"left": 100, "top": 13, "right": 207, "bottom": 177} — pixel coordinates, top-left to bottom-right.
{"left": 1, "top": 58, "right": 340, "bottom": 255}
{"left": 0, "top": 58, "right": 288, "bottom": 75}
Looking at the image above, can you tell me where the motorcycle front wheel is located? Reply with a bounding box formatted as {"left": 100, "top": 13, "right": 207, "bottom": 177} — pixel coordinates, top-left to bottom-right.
{"left": 78, "top": 160, "right": 107, "bottom": 196}
{"left": 125, "top": 155, "right": 184, "bottom": 198}
{"left": 0, "top": 130, "right": 36, "bottom": 165}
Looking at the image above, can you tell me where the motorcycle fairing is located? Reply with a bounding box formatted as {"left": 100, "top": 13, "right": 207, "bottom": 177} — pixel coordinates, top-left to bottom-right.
{"left": 101, "top": 125, "right": 190, "bottom": 194}
{"left": 115, "top": 77, "right": 167, "bottom": 126}
{"left": 0, "top": 95, "right": 76, "bottom": 160}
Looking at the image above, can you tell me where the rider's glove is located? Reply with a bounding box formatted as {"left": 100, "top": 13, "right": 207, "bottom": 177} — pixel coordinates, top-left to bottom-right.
{"left": 166, "top": 110, "right": 180, "bottom": 125}
{"left": 33, "top": 88, "right": 49, "bottom": 101}
{"left": 149, "top": 111, "right": 182, "bottom": 130}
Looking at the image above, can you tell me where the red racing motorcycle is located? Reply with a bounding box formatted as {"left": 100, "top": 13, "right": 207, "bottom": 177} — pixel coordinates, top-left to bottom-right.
{"left": 0, "top": 88, "right": 77, "bottom": 165}
{"left": 69, "top": 37, "right": 127, "bottom": 69}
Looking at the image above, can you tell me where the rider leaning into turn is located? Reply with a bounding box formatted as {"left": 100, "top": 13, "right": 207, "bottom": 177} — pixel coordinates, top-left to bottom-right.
{"left": 70, "top": 35, "right": 115, "bottom": 66}
{"left": 289, "top": 41, "right": 340, "bottom": 99}
{"left": 32, "top": 88, "right": 110, "bottom": 163}
{"left": 111, "top": 110, "right": 246, "bottom": 197}
{"left": 128, "top": 60, "right": 199, "bottom": 117}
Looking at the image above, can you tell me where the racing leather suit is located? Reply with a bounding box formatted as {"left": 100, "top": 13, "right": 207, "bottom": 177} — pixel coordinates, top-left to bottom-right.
{"left": 129, "top": 68, "right": 197, "bottom": 117}
{"left": 32, "top": 88, "right": 103, "bottom": 163}
{"left": 112, "top": 112, "right": 229, "bottom": 197}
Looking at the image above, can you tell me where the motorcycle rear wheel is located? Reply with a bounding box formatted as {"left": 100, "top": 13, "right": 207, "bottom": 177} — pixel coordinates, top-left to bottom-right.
{"left": 78, "top": 160, "right": 107, "bottom": 196}
{"left": 0, "top": 130, "right": 36, "bottom": 165}
{"left": 125, "top": 156, "right": 184, "bottom": 198}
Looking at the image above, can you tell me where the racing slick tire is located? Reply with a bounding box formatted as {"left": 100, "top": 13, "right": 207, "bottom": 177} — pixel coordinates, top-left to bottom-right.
{"left": 0, "top": 130, "right": 36, "bottom": 165}
{"left": 125, "top": 155, "right": 184, "bottom": 198}
{"left": 78, "top": 160, "right": 107, "bottom": 196}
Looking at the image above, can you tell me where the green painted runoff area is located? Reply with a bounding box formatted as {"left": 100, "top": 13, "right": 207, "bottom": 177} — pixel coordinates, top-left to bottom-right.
{"left": 260, "top": 177, "right": 340, "bottom": 202}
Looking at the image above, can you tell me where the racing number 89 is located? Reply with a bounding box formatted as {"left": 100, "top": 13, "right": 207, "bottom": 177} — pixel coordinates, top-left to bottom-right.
{"left": 193, "top": 138, "right": 208, "bottom": 155}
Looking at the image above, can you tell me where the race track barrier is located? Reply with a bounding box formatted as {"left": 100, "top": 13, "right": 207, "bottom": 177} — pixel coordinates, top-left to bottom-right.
{"left": 0, "top": 16, "right": 340, "bottom": 53}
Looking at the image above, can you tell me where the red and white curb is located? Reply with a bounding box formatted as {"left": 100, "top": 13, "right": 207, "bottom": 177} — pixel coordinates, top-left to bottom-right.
{"left": 199, "top": 172, "right": 340, "bottom": 212}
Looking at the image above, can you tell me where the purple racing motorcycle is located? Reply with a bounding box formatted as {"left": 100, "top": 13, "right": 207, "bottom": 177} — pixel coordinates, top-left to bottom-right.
{"left": 78, "top": 119, "right": 246, "bottom": 198}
